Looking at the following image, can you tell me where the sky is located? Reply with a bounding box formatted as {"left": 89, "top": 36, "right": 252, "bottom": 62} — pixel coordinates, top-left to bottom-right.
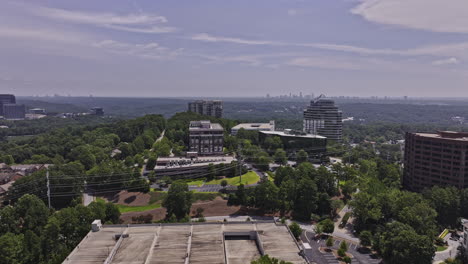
{"left": 2, "top": 0, "right": 468, "bottom": 97}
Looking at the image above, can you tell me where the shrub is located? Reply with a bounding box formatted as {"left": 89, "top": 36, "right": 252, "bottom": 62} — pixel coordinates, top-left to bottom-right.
{"left": 289, "top": 222, "right": 302, "bottom": 240}
{"left": 339, "top": 212, "right": 351, "bottom": 228}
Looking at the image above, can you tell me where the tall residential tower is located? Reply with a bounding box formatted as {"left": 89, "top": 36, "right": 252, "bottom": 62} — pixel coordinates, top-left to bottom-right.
{"left": 188, "top": 100, "right": 223, "bottom": 118}
{"left": 303, "top": 95, "right": 342, "bottom": 141}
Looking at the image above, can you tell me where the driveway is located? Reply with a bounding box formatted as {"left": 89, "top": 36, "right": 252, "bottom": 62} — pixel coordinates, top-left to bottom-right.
{"left": 301, "top": 229, "right": 381, "bottom": 264}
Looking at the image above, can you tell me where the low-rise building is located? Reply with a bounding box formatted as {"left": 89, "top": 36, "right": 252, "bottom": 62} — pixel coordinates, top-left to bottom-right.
{"left": 189, "top": 120, "right": 224, "bottom": 155}
{"left": 231, "top": 121, "right": 275, "bottom": 135}
{"left": 90, "top": 107, "right": 104, "bottom": 116}
{"left": 259, "top": 129, "right": 327, "bottom": 158}
{"left": 153, "top": 155, "right": 235, "bottom": 178}
{"left": 29, "top": 108, "right": 46, "bottom": 115}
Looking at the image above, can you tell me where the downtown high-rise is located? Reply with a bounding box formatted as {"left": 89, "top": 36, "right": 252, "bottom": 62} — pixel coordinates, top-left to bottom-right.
{"left": 303, "top": 96, "right": 342, "bottom": 141}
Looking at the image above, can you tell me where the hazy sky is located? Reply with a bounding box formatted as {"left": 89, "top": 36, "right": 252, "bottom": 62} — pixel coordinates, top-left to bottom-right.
{"left": 2, "top": 0, "right": 468, "bottom": 97}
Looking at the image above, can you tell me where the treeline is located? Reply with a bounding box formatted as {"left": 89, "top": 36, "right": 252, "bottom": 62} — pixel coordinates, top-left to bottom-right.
{"left": 349, "top": 155, "right": 468, "bottom": 263}
{"left": 228, "top": 162, "right": 340, "bottom": 220}
{"left": 0, "top": 194, "right": 120, "bottom": 264}
{"left": 0, "top": 114, "right": 165, "bottom": 164}
{"left": 3, "top": 115, "right": 165, "bottom": 208}
{"left": 0, "top": 116, "right": 119, "bottom": 141}
{"left": 343, "top": 122, "right": 468, "bottom": 143}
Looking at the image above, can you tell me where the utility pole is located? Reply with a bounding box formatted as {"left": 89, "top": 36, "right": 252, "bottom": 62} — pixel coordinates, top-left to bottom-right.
{"left": 237, "top": 144, "right": 242, "bottom": 183}
{"left": 46, "top": 167, "right": 51, "bottom": 209}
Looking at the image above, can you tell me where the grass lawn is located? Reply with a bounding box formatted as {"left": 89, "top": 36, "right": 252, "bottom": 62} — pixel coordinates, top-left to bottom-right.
{"left": 186, "top": 179, "right": 205, "bottom": 187}
{"left": 436, "top": 245, "right": 448, "bottom": 252}
{"left": 116, "top": 203, "right": 162, "bottom": 213}
{"left": 266, "top": 171, "right": 275, "bottom": 182}
{"left": 205, "top": 171, "right": 260, "bottom": 186}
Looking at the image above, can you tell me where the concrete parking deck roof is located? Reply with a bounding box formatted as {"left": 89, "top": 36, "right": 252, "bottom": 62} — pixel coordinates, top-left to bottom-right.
{"left": 63, "top": 221, "right": 306, "bottom": 264}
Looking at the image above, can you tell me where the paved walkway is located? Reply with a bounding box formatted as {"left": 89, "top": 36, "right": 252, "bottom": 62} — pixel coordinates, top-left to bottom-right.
{"left": 433, "top": 233, "right": 462, "bottom": 263}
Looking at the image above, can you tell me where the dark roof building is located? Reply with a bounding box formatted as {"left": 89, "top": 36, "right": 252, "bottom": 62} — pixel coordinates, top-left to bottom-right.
{"left": 303, "top": 95, "right": 342, "bottom": 141}
{"left": 404, "top": 131, "right": 468, "bottom": 191}
{"left": 0, "top": 94, "right": 16, "bottom": 116}
{"left": 90, "top": 107, "right": 104, "bottom": 116}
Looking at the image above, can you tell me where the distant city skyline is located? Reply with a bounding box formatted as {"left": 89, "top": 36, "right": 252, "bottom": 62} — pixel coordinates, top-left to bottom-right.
{"left": 2, "top": 0, "right": 468, "bottom": 97}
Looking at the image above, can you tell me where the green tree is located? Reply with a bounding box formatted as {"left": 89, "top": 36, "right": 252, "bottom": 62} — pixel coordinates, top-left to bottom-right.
{"left": 296, "top": 149, "right": 308, "bottom": 164}
{"left": 423, "top": 186, "right": 460, "bottom": 228}
{"left": 0, "top": 233, "right": 24, "bottom": 264}
{"left": 221, "top": 179, "right": 228, "bottom": 189}
{"left": 378, "top": 222, "right": 435, "bottom": 264}
{"left": 320, "top": 219, "right": 335, "bottom": 234}
{"left": 288, "top": 222, "right": 302, "bottom": 239}
{"left": 251, "top": 255, "right": 293, "bottom": 264}
{"left": 2, "top": 154, "right": 14, "bottom": 165}
{"left": 162, "top": 181, "right": 193, "bottom": 220}
{"left": 207, "top": 163, "right": 216, "bottom": 181}
{"left": 273, "top": 148, "right": 287, "bottom": 165}
{"left": 105, "top": 203, "right": 121, "bottom": 224}
{"left": 236, "top": 184, "right": 247, "bottom": 205}
{"left": 0, "top": 206, "right": 19, "bottom": 235}
{"left": 359, "top": 230, "right": 372, "bottom": 247}
{"left": 14, "top": 194, "right": 50, "bottom": 234}
{"left": 23, "top": 230, "right": 42, "bottom": 263}
{"left": 254, "top": 181, "right": 279, "bottom": 212}
{"left": 339, "top": 240, "right": 348, "bottom": 252}
{"left": 326, "top": 236, "right": 334, "bottom": 248}
{"left": 292, "top": 177, "right": 318, "bottom": 220}
{"left": 146, "top": 156, "right": 157, "bottom": 171}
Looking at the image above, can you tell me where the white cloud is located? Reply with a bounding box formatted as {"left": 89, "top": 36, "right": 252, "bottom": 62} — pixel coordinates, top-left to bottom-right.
{"left": 351, "top": 0, "right": 468, "bottom": 33}
{"left": 32, "top": 7, "right": 177, "bottom": 33}
{"left": 92, "top": 40, "right": 181, "bottom": 60}
{"left": 190, "top": 33, "right": 468, "bottom": 60}
{"left": 432, "top": 57, "right": 460, "bottom": 66}
{"left": 0, "top": 26, "right": 90, "bottom": 43}
{"left": 191, "top": 33, "right": 274, "bottom": 45}
{"left": 287, "top": 57, "right": 362, "bottom": 70}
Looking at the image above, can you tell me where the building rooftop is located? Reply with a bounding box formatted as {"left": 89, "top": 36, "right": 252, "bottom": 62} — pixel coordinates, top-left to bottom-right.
{"left": 260, "top": 130, "right": 326, "bottom": 139}
{"left": 414, "top": 131, "right": 468, "bottom": 142}
{"left": 189, "top": 120, "right": 224, "bottom": 131}
{"left": 155, "top": 156, "right": 236, "bottom": 170}
{"left": 232, "top": 122, "right": 275, "bottom": 131}
{"left": 63, "top": 221, "right": 305, "bottom": 264}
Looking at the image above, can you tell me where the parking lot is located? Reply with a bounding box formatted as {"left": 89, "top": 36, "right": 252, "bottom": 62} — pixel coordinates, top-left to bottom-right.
{"left": 301, "top": 231, "right": 381, "bottom": 264}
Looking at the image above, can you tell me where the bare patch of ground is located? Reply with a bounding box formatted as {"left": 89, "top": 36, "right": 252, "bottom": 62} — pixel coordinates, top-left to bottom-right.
{"left": 99, "top": 191, "right": 151, "bottom": 206}
{"left": 121, "top": 197, "right": 241, "bottom": 223}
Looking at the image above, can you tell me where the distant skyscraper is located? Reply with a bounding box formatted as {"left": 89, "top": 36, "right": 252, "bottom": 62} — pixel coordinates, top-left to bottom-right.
{"left": 303, "top": 95, "right": 342, "bottom": 141}
{"left": 0, "top": 94, "right": 16, "bottom": 116}
{"left": 188, "top": 100, "right": 223, "bottom": 118}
